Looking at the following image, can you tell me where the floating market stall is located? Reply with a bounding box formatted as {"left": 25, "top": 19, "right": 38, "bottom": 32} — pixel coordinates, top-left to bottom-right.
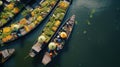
{"left": 29, "top": 0, "right": 71, "bottom": 58}
{"left": 0, "top": 0, "right": 118, "bottom": 67}
{"left": 0, "top": 0, "right": 32, "bottom": 27}
{"left": 42, "top": 15, "right": 75, "bottom": 65}
{"left": 0, "top": 0, "right": 58, "bottom": 45}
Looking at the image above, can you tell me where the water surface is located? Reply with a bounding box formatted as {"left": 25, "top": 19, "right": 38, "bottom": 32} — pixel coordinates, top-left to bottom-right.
{"left": 0, "top": 0, "right": 120, "bottom": 67}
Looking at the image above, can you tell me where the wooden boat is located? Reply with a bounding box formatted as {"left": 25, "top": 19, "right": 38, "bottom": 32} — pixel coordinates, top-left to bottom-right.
{"left": 0, "top": 0, "right": 58, "bottom": 45}
{"left": 0, "top": 48, "right": 15, "bottom": 63}
{"left": 0, "top": 0, "right": 32, "bottom": 27}
{"left": 0, "top": 0, "right": 3, "bottom": 11}
{"left": 42, "top": 15, "right": 75, "bottom": 65}
{"left": 29, "top": 0, "right": 71, "bottom": 58}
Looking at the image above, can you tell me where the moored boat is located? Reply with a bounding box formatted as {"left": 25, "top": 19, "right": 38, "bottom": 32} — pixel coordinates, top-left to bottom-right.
{"left": 41, "top": 15, "right": 75, "bottom": 65}
{"left": 0, "top": 0, "right": 58, "bottom": 45}
{"left": 0, "top": 0, "right": 3, "bottom": 11}
{"left": 29, "top": 0, "right": 71, "bottom": 58}
{"left": 0, "top": 48, "right": 15, "bottom": 63}
{"left": 0, "top": 0, "right": 32, "bottom": 27}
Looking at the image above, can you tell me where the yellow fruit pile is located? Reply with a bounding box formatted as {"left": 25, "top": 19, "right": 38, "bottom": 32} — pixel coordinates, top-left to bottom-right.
{"left": 19, "top": 18, "right": 27, "bottom": 25}
{"left": 7, "top": 3, "right": 14, "bottom": 10}
{"left": 54, "top": 20, "right": 61, "bottom": 27}
{"left": 31, "top": 11, "right": 35, "bottom": 17}
{"left": 50, "top": 1, "right": 55, "bottom": 6}
{"left": 2, "top": 35, "right": 13, "bottom": 43}
{"left": 52, "top": 20, "right": 61, "bottom": 31}
{"left": 52, "top": 26, "right": 57, "bottom": 31}
{"left": 24, "top": 25, "right": 30, "bottom": 32}
{"left": 34, "top": 21, "right": 38, "bottom": 25}
{"left": 3, "top": 27, "right": 11, "bottom": 33}
{"left": 37, "top": 16, "right": 43, "bottom": 22}
{"left": 59, "top": 1, "right": 69, "bottom": 9}
{"left": 13, "top": 7, "right": 20, "bottom": 14}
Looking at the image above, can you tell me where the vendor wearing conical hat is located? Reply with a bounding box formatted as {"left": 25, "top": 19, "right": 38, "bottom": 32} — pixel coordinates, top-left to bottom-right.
{"left": 38, "top": 35, "right": 46, "bottom": 43}
{"left": 48, "top": 42, "right": 57, "bottom": 50}
{"left": 60, "top": 32, "right": 67, "bottom": 39}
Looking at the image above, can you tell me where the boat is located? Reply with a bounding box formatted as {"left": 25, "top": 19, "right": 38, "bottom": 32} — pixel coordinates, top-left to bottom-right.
{"left": 0, "top": 48, "right": 15, "bottom": 63}
{"left": 0, "top": 0, "right": 58, "bottom": 45}
{"left": 0, "top": 0, "right": 3, "bottom": 11}
{"left": 42, "top": 15, "right": 75, "bottom": 65}
{"left": 29, "top": 0, "right": 71, "bottom": 58}
{"left": 0, "top": 0, "right": 32, "bottom": 28}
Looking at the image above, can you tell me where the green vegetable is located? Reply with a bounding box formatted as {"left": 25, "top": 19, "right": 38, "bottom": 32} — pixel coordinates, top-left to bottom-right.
{"left": 22, "top": 9, "right": 30, "bottom": 17}
{"left": 54, "top": 8, "right": 65, "bottom": 15}
{"left": 6, "top": 12, "right": 14, "bottom": 18}
{"left": 55, "top": 13, "right": 65, "bottom": 20}
{"left": 0, "top": 19, "right": 7, "bottom": 24}
{"left": 41, "top": 1, "right": 50, "bottom": 7}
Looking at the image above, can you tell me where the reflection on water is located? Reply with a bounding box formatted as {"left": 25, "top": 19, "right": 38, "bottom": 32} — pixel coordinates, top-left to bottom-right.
{"left": 78, "top": 0, "right": 111, "bottom": 9}
{"left": 72, "top": 0, "right": 112, "bottom": 13}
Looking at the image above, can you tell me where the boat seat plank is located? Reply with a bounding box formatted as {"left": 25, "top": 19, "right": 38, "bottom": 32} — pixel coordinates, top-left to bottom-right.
{"left": 1, "top": 50, "right": 9, "bottom": 58}
{"left": 42, "top": 52, "right": 51, "bottom": 65}
{"left": 32, "top": 42, "right": 42, "bottom": 52}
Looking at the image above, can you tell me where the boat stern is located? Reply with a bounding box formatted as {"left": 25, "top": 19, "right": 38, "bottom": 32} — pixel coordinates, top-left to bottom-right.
{"left": 8, "top": 49, "right": 15, "bottom": 55}
{"left": 42, "top": 52, "right": 52, "bottom": 65}
{"left": 29, "top": 42, "right": 42, "bottom": 58}
{"left": 29, "top": 50, "right": 36, "bottom": 58}
{"left": 1, "top": 48, "right": 15, "bottom": 63}
{"left": 70, "top": 15, "right": 75, "bottom": 22}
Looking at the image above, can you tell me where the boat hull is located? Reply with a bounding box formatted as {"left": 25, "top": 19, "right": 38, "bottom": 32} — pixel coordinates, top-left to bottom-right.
{"left": 0, "top": 0, "right": 59, "bottom": 45}
{"left": 0, "top": 0, "right": 32, "bottom": 28}
{"left": 29, "top": 0, "right": 71, "bottom": 58}
{"left": 0, "top": 48, "right": 15, "bottom": 63}
{"left": 42, "top": 15, "right": 75, "bottom": 65}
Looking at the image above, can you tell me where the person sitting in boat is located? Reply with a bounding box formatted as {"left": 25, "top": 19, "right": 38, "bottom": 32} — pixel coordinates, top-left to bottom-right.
{"left": 38, "top": 35, "right": 46, "bottom": 44}
{"left": 55, "top": 36, "right": 62, "bottom": 42}
{"left": 62, "top": 23, "right": 71, "bottom": 32}
{"left": 60, "top": 32, "right": 67, "bottom": 39}
{"left": 54, "top": 38, "right": 63, "bottom": 50}
{"left": 48, "top": 42, "right": 60, "bottom": 57}
{"left": 56, "top": 43, "right": 63, "bottom": 51}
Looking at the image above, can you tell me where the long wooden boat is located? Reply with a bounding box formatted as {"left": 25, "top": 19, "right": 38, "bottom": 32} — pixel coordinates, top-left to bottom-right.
{"left": 0, "top": 0, "right": 4, "bottom": 11}
{"left": 0, "top": 0, "right": 58, "bottom": 45}
{"left": 0, "top": 48, "right": 15, "bottom": 63}
{"left": 0, "top": 0, "right": 32, "bottom": 28}
{"left": 42, "top": 15, "right": 75, "bottom": 65}
{"left": 29, "top": 0, "right": 71, "bottom": 58}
